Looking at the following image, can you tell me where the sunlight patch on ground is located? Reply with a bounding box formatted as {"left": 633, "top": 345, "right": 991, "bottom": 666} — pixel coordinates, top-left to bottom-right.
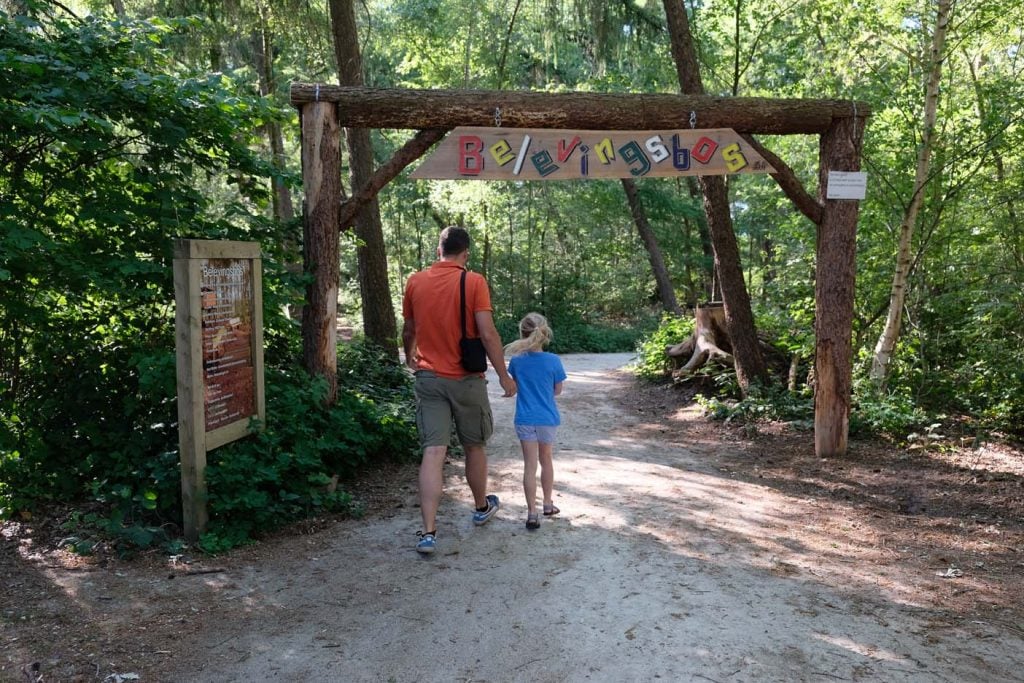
{"left": 564, "top": 372, "right": 625, "bottom": 386}
{"left": 813, "top": 633, "right": 907, "bottom": 662}
{"left": 529, "top": 447, "right": 943, "bottom": 611}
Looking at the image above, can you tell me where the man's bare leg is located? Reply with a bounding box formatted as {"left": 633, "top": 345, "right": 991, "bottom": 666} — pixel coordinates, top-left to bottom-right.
{"left": 419, "top": 445, "right": 447, "bottom": 533}
{"left": 462, "top": 444, "right": 489, "bottom": 509}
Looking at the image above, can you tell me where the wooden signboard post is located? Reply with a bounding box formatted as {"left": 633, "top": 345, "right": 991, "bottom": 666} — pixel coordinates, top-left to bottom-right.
{"left": 410, "top": 126, "right": 775, "bottom": 180}
{"left": 173, "top": 239, "right": 265, "bottom": 542}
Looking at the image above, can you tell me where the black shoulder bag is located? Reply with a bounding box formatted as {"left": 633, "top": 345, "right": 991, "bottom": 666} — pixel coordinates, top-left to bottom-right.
{"left": 459, "top": 270, "right": 488, "bottom": 373}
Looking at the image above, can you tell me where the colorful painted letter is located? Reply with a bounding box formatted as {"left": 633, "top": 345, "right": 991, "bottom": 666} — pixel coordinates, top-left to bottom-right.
{"left": 557, "top": 136, "right": 582, "bottom": 163}
{"left": 594, "top": 137, "right": 615, "bottom": 164}
{"left": 671, "top": 134, "right": 691, "bottom": 170}
{"left": 645, "top": 135, "right": 670, "bottom": 163}
{"left": 619, "top": 141, "right": 651, "bottom": 177}
{"left": 459, "top": 136, "right": 484, "bottom": 175}
{"left": 489, "top": 140, "right": 515, "bottom": 167}
{"left": 531, "top": 150, "right": 559, "bottom": 177}
{"left": 692, "top": 136, "right": 718, "bottom": 164}
{"left": 722, "top": 142, "right": 748, "bottom": 172}
{"left": 513, "top": 135, "right": 532, "bottom": 175}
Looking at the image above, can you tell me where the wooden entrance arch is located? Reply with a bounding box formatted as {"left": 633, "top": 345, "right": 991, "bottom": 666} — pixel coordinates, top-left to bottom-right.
{"left": 290, "top": 84, "right": 869, "bottom": 458}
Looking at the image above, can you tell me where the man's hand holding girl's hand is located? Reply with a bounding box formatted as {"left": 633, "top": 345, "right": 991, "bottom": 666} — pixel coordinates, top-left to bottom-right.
{"left": 500, "top": 375, "right": 517, "bottom": 398}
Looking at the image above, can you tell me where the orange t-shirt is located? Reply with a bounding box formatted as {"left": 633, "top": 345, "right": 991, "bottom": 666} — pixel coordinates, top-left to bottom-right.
{"left": 402, "top": 260, "right": 493, "bottom": 378}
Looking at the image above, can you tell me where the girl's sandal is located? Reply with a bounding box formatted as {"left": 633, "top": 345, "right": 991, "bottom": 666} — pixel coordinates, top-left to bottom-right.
{"left": 543, "top": 504, "right": 560, "bottom": 517}
{"left": 525, "top": 514, "right": 540, "bottom": 530}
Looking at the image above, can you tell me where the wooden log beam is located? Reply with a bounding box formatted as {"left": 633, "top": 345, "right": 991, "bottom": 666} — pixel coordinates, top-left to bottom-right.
{"left": 290, "top": 84, "right": 870, "bottom": 135}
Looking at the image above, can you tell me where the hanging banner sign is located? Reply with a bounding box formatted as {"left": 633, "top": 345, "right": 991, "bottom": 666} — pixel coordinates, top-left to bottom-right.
{"left": 411, "top": 126, "right": 775, "bottom": 181}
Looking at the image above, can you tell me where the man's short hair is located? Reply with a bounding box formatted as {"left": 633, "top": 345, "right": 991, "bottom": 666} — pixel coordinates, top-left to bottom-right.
{"left": 439, "top": 226, "right": 470, "bottom": 256}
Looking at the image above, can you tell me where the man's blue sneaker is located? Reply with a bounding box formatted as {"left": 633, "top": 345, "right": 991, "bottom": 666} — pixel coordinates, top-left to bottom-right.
{"left": 416, "top": 531, "right": 436, "bottom": 554}
{"left": 472, "top": 494, "right": 500, "bottom": 526}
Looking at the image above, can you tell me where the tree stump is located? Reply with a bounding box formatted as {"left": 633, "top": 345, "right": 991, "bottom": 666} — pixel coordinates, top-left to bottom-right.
{"left": 666, "top": 302, "right": 734, "bottom": 376}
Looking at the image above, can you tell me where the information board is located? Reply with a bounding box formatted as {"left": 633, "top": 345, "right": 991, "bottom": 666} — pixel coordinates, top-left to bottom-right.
{"left": 173, "top": 239, "right": 265, "bottom": 541}
{"left": 200, "top": 258, "right": 256, "bottom": 431}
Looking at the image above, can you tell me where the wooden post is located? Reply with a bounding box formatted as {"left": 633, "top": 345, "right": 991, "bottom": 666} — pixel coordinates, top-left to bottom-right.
{"left": 174, "top": 254, "right": 207, "bottom": 541}
{"left": 300, "top": 101, "right": 341, "bottom": 403}
{"left": 815, "top": 115, "right": 866, "bottom": 457}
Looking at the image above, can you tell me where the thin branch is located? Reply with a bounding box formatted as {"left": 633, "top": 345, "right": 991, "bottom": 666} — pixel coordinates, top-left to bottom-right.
{"left": 45, "top": 0, "right": 81, "bottom": 20}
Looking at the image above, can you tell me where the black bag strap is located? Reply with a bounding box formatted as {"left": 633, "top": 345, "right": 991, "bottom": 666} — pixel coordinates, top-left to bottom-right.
{"left": 459, "top": 269, "right": 468, "bottom": 340}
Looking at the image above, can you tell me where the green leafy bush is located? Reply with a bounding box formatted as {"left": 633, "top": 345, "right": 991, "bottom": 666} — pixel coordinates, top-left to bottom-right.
{"left": 633, "top": 314, "right": 695, "bottom": 380}
{"left": 693, "top": 364, "right": 931, "bottom": 439}
{"left": 201, "top": 348, "right": 417, "bottom": 551}
{"left": 695, "top": 382, "right": 814, "bottom": 428}
{"left": 0, "top": 14, "right": 417, "bottom": 553}
{"left": 496, "top": 311, "right": 648, "bottom": 354}
{"left": 850, "top": 378, "right": 930, "bottom": 440}
{"left": 0, "top": 11, "right": 277, "bottom": 525}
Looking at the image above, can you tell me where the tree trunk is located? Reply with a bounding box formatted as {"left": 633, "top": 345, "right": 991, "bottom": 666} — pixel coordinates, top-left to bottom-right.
{"left": 815, "top": 115, "right": 866, "bottom": 457}
{"left": 251, "top": 23, "right": 302, "bottom": 322}
{"left": 761, "top": 234, "right": 776, "bottom": 303}
{"left": 622, "top": 178, "right": 683, "bottom": 315}
{"left": 251, "top": 27, "right": 294, "bottom": 225}
{"left": 662, "top": 0, "right": 767, "bottom": 392}
{"left": 289, "top": 84, "right": 868, "bottom": 135}
{"left": 666, "top": 303, "right": 733, "bottom": 374}
{"left": 684, "top": 176, "right": 715, "bottom": 301}
{"left": 527, "top": 185, "right": 536, "bottom": 302}
{"left": 508, "top": 211, "right": 515, "bottom": 316}
{"left": 301, "top": 103, "right": 341, "bottom": 404}
{"left": 870, "top": 0, "right": 952, "bottom": 387}
{"left": 329, "top": 0, "right": 398, "bottom": 358}
{"left": 495, "top": 0, "right": 524, "bottom": 89}
{"left": 482, "top": 231, "right": 491, "bottom": 284}
{"left": 338, "top": 128, "right": 446, "bottom": 231}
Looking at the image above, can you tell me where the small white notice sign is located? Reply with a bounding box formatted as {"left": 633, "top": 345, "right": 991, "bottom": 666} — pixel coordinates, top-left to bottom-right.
{"left": 826, "top": 171, "right": 867, "bottom": 200}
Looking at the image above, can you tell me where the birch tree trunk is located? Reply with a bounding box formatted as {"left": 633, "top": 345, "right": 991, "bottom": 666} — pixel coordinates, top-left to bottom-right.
{"left": 871, "top": 0, "right": 953, "bottom": 386}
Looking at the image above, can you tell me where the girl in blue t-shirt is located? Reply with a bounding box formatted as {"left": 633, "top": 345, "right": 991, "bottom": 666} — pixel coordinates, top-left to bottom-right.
{"left": 504, "top": 312, "right": 567, "bottom": 530}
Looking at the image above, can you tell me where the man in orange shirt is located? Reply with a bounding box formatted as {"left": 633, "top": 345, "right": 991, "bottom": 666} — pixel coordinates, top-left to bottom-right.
{"left": 402, "top": 226, "right": 517, "bottom": 554}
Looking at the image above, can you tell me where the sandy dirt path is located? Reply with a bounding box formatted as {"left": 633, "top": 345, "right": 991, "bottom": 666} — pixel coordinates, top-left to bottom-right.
{"left": 5, "top": 353, "right": 1023, "bottom": 682}
{"left": 150, "top": 353, "right": 1020, "bottom": 682}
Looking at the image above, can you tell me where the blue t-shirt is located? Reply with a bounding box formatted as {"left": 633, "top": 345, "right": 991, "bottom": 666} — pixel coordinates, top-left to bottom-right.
{"left": 508, "top": 351, "right": 567, "bottom": 426}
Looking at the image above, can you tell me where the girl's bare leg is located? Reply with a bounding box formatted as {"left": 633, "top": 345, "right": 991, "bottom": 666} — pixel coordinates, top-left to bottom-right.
{"left": 521, "top": 440, "right": 540, "bottom": 516}
{"left": 538, "top": 442, "right": 555, "bottom": 508}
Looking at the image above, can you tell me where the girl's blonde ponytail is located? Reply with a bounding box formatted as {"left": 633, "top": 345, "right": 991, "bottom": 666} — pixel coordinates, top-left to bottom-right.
{"left": 504, "top": 312, "right": 553, "bottom": 357}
